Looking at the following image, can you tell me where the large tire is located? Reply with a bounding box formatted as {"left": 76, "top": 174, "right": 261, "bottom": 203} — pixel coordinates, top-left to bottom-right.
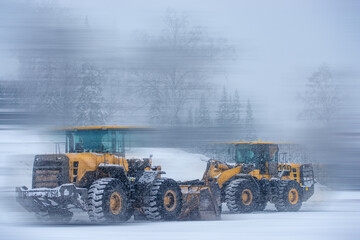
{"left": 275, "top": 180, "right": 302, "bottom": 212}
{"left": 87, "top": 178, "right": 133, "bottom": 223}
{"left": 35, "top": 209, "right": 73, "bottom": 224}
{"left": 255, "top": 178, "right": 269, "bottom": 211}
{"left": 143, "top": 178, "right": 182, "bottom": 221}
{"left": 225, "top": 179, "right": 259, "bottom": 213}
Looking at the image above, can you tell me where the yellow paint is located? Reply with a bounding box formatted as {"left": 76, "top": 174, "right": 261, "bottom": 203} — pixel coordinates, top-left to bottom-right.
{"left": 163, "top": 190, "right": 177, "bottom": 212}
{"left": 278, "top": 163, "right": 301, "bottom": 183}
{"left": 214, "top": 167, "right": 241, "bottom": 188}
{"left": 230, "top": 141, "right": 277, "bottom": 144}
{"left": 215, "top": 141, "right": 296, "bottom": 145}
{"left": 217, "top": 163, "right": 230, "bottom": 170}
{"left": 66, "top": 153, "right": 128, "bottom": 184}
{"left": 288, "top": 188, "right": 299, "bottom": 205}
{"left": 203, "top": 160, "right": 304, "bottom": 190}
{"left": 248, "top": 169, "right": 272, "bottom": 180}
{"left": 55, "top": 126, "right": 151, "bottom": 130}
{"left": 241, "top": 189, "right": 253, "bottom": 206}
{"left": 110, "top": 192, "right": 123, "bottom": 215}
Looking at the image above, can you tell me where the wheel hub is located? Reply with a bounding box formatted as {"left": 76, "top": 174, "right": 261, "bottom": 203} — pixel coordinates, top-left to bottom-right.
{"left": 288, "top": 188, "right": 299, "bottom": 205}
{"left": 163, "top": 190, "right": 177, "bottom": 211}
{"left": 110, "top": 192, "right": 123, "bottom": 215}
{"left": 241, "top": 189, "right": 253, "bottom": 206}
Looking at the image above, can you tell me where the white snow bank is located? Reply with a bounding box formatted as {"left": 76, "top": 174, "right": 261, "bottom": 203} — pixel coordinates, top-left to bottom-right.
{"left": 126, "top": 148, "right": 208, "bottom": 181}
{"left": 330, "top": 191, "right": 360, "bottom": 200}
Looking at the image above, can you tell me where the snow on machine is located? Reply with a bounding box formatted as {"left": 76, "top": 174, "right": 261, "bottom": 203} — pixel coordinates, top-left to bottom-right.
{"left": 16, "top": 126, "right": 221, "bottom": 223}
{"left": 203, "top": 141, "right": 315, "bottom": 213}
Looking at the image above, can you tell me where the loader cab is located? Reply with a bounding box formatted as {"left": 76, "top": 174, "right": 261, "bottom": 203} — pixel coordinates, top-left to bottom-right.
{"left": 60, "top": 126, "right": 150, "bottom": 157}
{"left": 234, "top": 143, "right": 279, "bottom": 175}
{"left": 65, "top": 128, "right": 125, "bottom": 156}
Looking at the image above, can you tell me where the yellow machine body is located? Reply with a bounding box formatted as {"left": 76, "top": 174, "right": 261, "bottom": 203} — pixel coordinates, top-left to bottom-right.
{"left": 66, "top": 153, "right": 128, "bottom": 185}
{"left": 18, "top": 126, "right": 221, "bottom": 223}
{"left": 199, "top": 141, "right": 315, "bottom": 213}
{"left": 205, "top": 161, "right": 302, "bottom": 189}
{"left": 203, "top": 142, "right": 304, "bottom": 189}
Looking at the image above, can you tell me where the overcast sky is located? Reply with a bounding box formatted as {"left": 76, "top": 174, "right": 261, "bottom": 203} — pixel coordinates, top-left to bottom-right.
{"left": 0, "top": 0, "right": 359, "bottom": 130}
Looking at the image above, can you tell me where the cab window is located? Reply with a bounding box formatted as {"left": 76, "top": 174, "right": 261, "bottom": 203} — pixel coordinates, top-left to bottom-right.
{"left": 235, "top": 146, "right": 255, "bottom": 164}
{"left": 66, "top": 130, "right": 124, "bottom": 154}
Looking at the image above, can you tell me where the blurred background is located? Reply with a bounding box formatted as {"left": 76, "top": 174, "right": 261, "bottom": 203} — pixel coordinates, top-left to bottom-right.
{"left": 0, "top": 0, "right": 359, "bottom": 239}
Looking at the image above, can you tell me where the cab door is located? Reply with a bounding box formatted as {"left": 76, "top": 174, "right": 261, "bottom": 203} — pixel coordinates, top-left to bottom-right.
{"left": 268, "top": 145, "right": 279, "bottom": 176}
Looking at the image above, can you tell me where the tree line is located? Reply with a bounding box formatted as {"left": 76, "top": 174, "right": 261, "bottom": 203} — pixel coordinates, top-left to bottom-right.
{"left": 0, "top": 1, "right": 341, "bottom": 136}
{"left": 1, "top": 3, "right": 254, "bottom": 131}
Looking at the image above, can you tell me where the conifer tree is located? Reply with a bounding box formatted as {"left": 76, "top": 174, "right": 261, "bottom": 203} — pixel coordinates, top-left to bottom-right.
{"left": 216, "top": 86, "right": 230, "bottom": 125}
{"left": 76, "top": 62, "right": 107, "bottom": 125}
{"left": 231, "top": 90, "right": 241, "bottom": 124}
{"left": 198, "top": 94, "right": 211, "bottom": 126}
{"left": 245, "top": 99, "right": 256, "bottom": 140}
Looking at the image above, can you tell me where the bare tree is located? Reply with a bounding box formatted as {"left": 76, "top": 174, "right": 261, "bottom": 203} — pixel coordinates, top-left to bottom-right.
{"left": 132, "top": 9, "right": 234, "bottom": 126}
{"left": 18, "top": 57, "right": 78, "bottom": 123}
{"left": 13, "top": 1, "right": 106, "bottom": 126}
{"left": 298, "top": 65, "right": 340, "bottom": 125}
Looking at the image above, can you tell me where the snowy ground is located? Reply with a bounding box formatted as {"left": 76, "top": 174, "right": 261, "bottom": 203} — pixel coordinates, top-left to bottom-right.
{"left": 0, "top": 129, "right": 359, "bottom": 240}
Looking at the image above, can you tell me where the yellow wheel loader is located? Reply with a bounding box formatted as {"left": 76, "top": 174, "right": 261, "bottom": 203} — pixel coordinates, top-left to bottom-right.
{"left": 15, "top": 126, "right": 221, "bottom": 223}
{"left": 200, "top": 142, "right": 315, "bottom": 213}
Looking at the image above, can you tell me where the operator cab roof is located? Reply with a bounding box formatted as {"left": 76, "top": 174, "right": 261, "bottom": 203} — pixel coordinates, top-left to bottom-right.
{"left": 55, "top": 126, "right": 152, "bottom": 131}
{"left": 230, "top": 141, "right": 276, "bottom": 144}
{"left": 220, "top": 141, "right": 295, "bottom": 145}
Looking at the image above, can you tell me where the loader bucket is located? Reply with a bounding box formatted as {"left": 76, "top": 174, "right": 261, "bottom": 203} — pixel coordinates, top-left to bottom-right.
{"left": 178, "top": 182, "right": 221, "bottom": 221}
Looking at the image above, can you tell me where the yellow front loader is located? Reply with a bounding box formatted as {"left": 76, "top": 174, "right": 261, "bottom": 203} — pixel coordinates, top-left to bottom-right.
{"left": 200, "top": 142, "right": 315, "bottom": 213}
{"left": 15, "top": 126, "right": 221, "bottom": 223}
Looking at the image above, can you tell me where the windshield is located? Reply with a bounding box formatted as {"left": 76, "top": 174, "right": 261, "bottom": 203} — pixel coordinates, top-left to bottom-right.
{"left": 235, "top": 144, "right": 278, "bottom": 164}
{"left": 235, "top": 145, "right": 256, "bottom": 164}
{"left": 66, "top": 130, "right": 124, "bottom": 154}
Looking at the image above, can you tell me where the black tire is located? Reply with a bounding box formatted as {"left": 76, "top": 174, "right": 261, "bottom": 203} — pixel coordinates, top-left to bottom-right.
{"left": 87, "top": 178, "right": 133, "bottom": 223}
{"left": 275, "top": 180, "right": 302, "bottom": 212}
{"left": 225, "top": 179, "right": 259, "bottom": 213}
{"left": 254, "top": 200, "right": 267, "bottom": 211}
{"left": 133, "top": 209, "right": 147, "bottom": 221}
{"left": 35, "top": 209, "right": 73, "bottom": 224}
{"left": 143, "top": 178, "right": 182, "bottom": 221}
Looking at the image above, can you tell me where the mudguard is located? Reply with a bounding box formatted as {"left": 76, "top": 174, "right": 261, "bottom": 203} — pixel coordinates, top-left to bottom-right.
{"left": 98, "top": 163, "right": 129, "bottom": 188}
{"left": 137, "top": 170, "right": 165, "bottom": 185}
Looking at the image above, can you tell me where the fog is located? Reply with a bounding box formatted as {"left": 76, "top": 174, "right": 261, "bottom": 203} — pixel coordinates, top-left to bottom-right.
{"left": 1, "top": 0, "right": 359, "bottom": 127}
{"left": 0, "top": 1, "right": 360, "bottom": 239}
